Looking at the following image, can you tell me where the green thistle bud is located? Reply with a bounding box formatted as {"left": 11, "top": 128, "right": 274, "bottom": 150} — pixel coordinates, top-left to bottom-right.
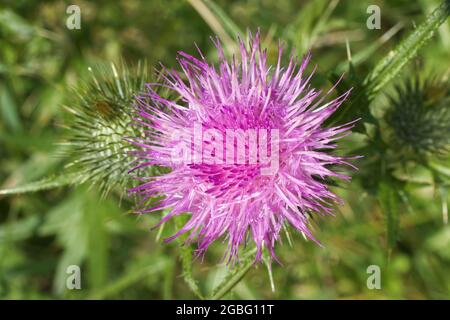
{"left": 63, "top": 61, "right": 149, "bottom": 197}
{"left": 385, "top": 75, "right": 450, "bottom": 159}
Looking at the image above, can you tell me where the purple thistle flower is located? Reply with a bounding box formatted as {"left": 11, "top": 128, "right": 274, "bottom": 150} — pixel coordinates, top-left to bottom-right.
{"left": 130, "top": 33, "right": 357, "bottom": 263}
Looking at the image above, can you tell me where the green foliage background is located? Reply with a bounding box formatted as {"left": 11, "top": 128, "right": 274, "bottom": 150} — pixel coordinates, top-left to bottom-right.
{"left": 0, "top": 0, "right": 449, "bottom": 299}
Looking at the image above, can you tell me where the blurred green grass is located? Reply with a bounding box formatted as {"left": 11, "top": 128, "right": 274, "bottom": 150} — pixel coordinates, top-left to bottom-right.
{"left": 0, "top": 0, "right": 449, "bottom": 299}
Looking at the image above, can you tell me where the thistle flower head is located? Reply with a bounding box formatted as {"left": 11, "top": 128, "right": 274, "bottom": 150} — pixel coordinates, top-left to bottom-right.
{"left": 64, "top": 62, "right": 149, "bottom": 196}
{"left": 386, "top": 76, "right": 450, "bottom": 158}
{"left": 130, "top": 33, "right": 356, "bottom": 262}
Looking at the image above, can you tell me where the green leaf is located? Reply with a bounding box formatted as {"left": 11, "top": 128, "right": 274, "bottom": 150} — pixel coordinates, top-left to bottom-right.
{"left": 438, "top": 186, "right": 448, "bottom": 225}
{"left": 187, "top": 0, "right": 237, "bottom": 53}
{"left": 0, "top": 216, "right": 41, "bottom": 243}
{"left": 326, "top": 61, "right": 376, "bottom": 132}
{"left": 39, "top": 187, "right": 119, "bottom": 295}
{"left": 335, "top": 22, "right": 404, "bottom": 73}
{"left": 88, "top": 258, "right": 170, "bottom": 299}
{"left": 363, "top": 0, "right": 450, "bottom": 100}
{"left": 0, "top": 82, "right": 22, "bottom": 133}
{"left": 39, "top": 190, "right": 88, "bottom": 294}
{"left": 284, "top": 0, "right": 339, "bottom": 54}
{"left": 202, "top": 0, "right": 244, "bottom": 37}
{"left": 0, "top": 9, "right": 35, "bottom": 41}
{"left": 378, "top": 181, "right": 400, "bottom": 250}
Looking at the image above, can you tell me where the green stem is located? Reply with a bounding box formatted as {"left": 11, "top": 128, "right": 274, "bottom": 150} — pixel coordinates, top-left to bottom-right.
{"left": 174, "top": 216, "right": 204, "bottom": 299}
{"left": 0, "top": 173, "right": 75, "bottom": 195}
{"left": 364, "top": 0, "right": 450, "bottom": 99}
{"left": 209, "top": 248, "right": 257, "bottom": 300}
{"left": 330, "top": 0, "right": 450, "bottom": 127}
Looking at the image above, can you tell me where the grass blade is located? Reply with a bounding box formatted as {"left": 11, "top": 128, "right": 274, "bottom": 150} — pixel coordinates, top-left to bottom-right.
{"left": 187, "top": 0, "right": 237, "bottom": 53}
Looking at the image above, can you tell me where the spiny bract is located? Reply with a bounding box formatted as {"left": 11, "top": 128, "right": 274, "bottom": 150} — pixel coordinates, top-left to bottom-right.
{"left": 386, "top": 76, "right": 450, "bottom": 158}
{"left": 64, "top": 62, "right": 149, "bottom": 197}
